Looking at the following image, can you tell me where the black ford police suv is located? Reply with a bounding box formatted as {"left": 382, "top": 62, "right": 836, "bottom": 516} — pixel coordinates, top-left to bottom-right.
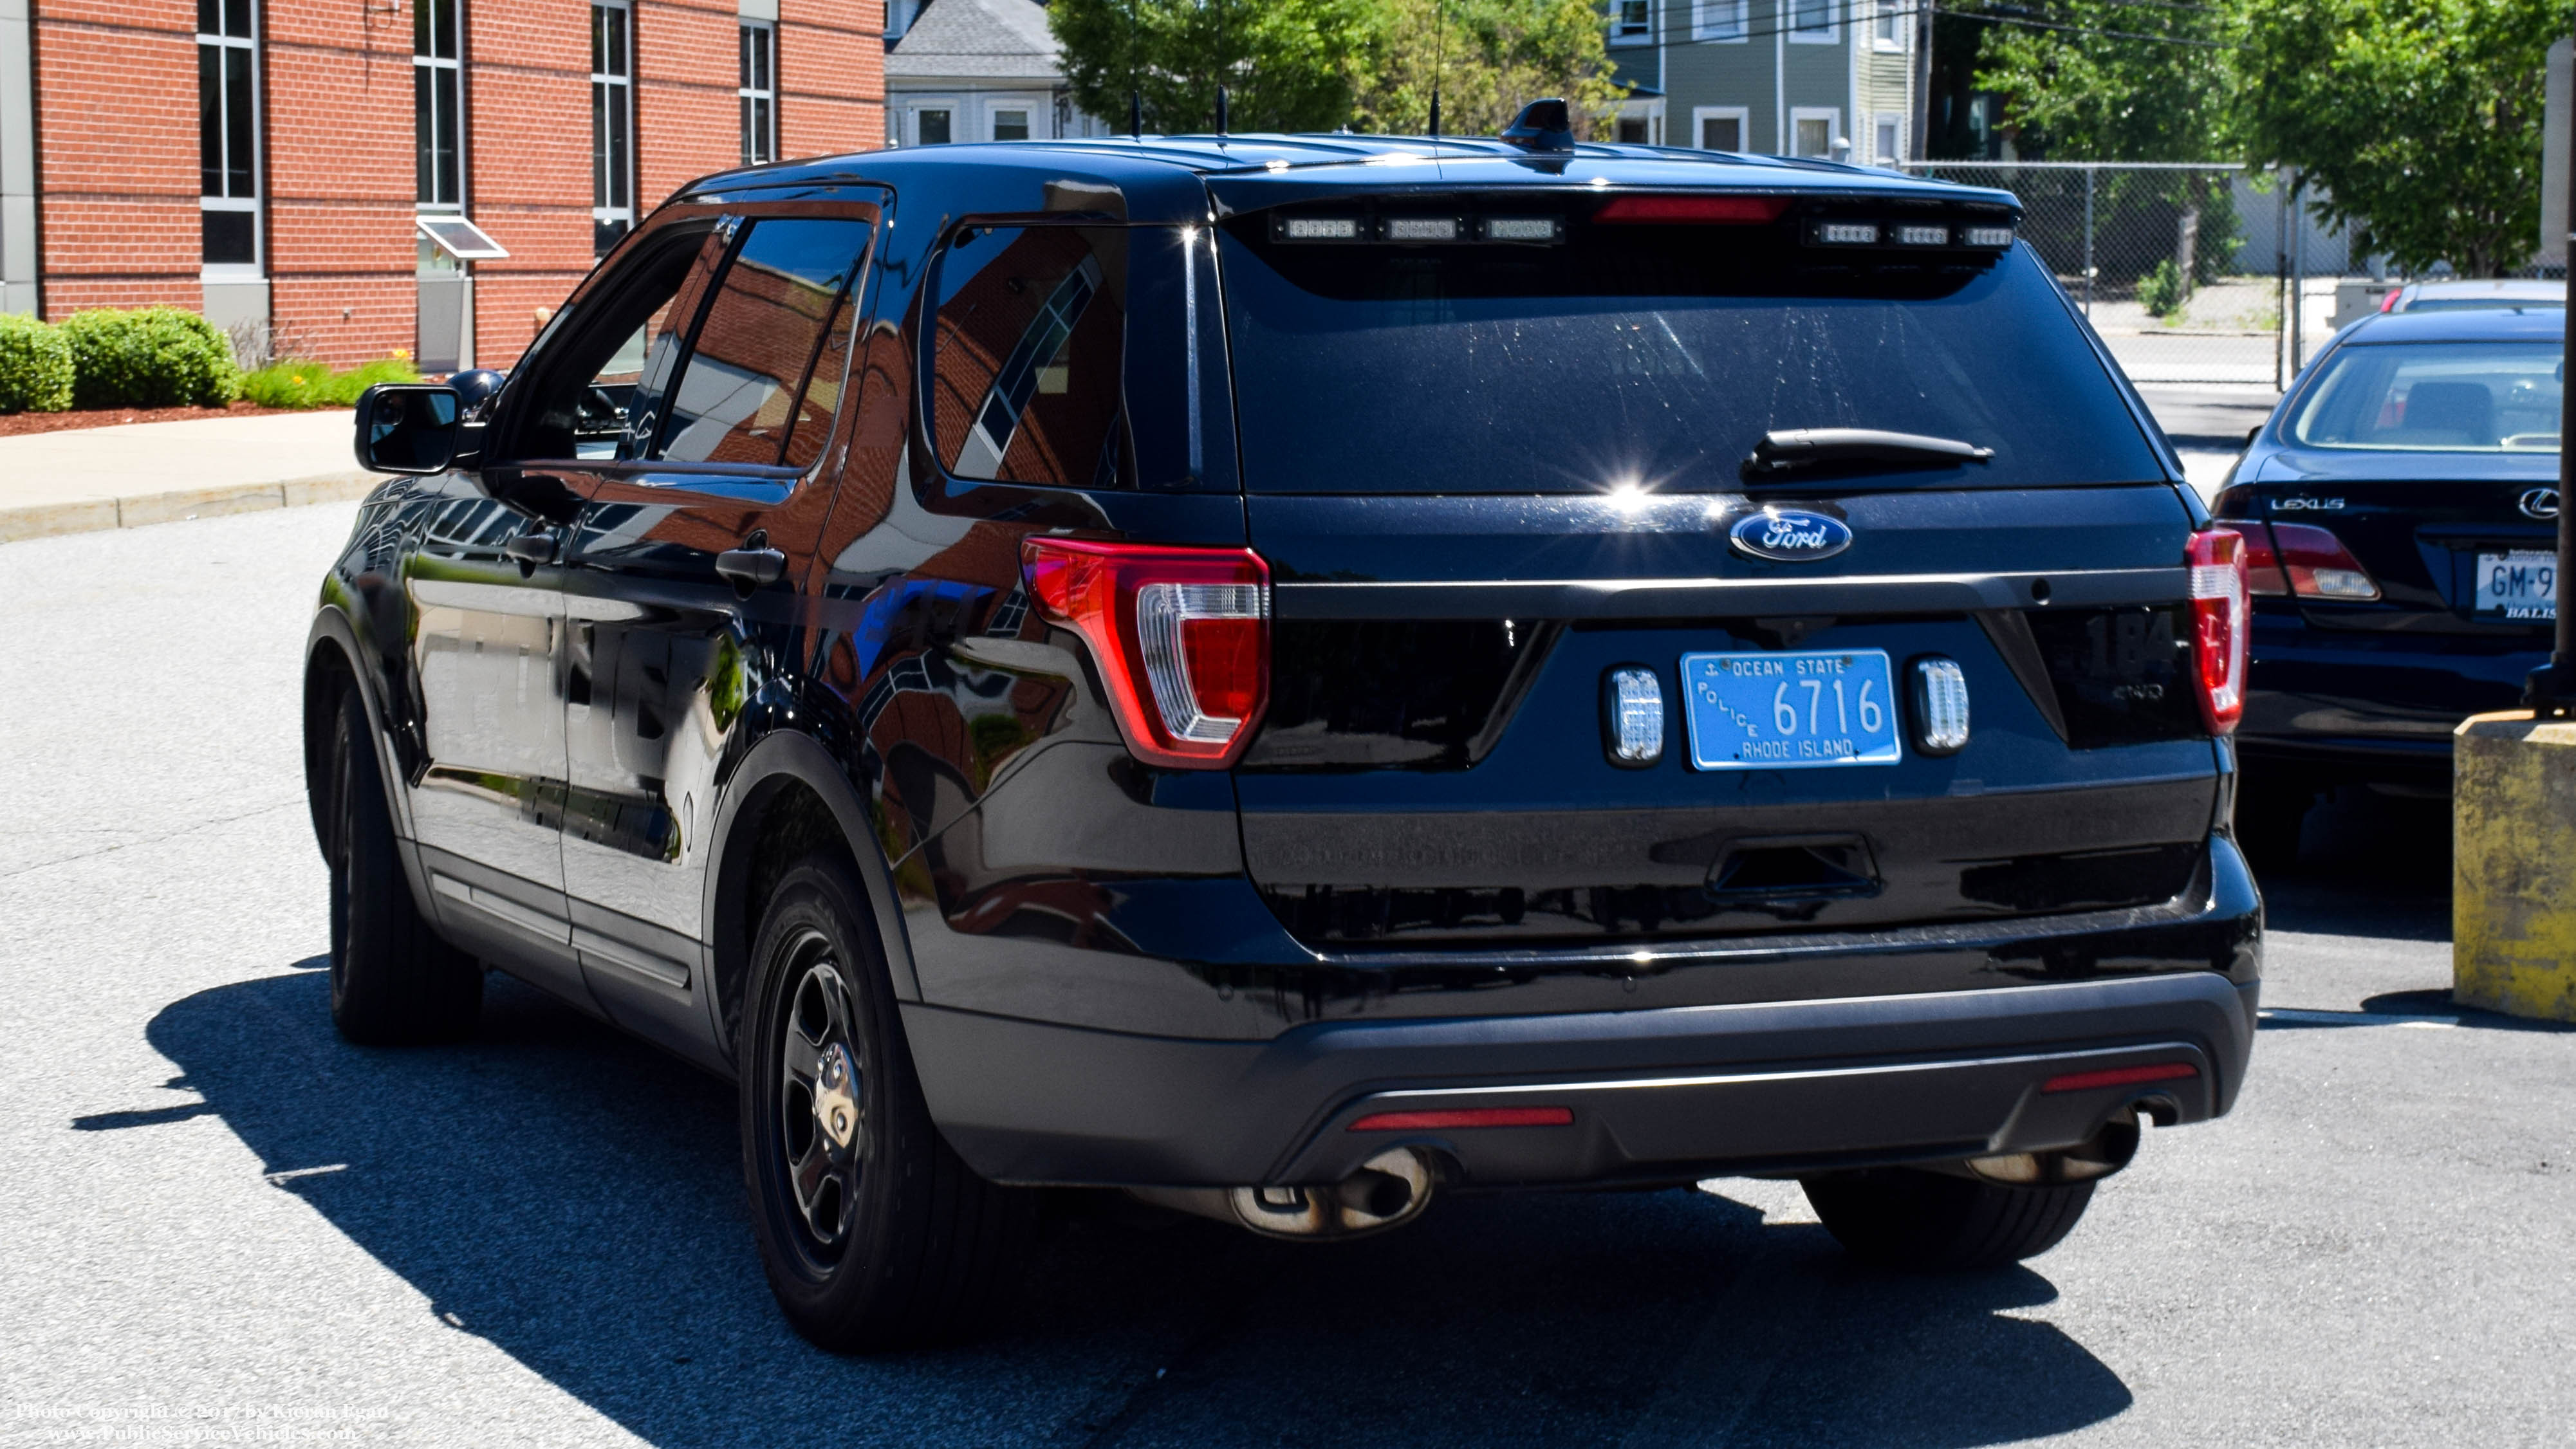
{"left": 311, "top": 118, "right": 2262, "bottom": 1351}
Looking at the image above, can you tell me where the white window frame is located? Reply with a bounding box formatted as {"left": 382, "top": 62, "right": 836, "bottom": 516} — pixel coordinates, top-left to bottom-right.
{"left": 591, "top": 0, "right": 635, "bottom": 255}
{"left": 415, "top": 0, "right": 465, "bottom": 212}
{"left": 1788, "top": 106, "right": 1842, "bottom": 158}
{"left": 1609, "top": 0, "right": 1653, "bottom": 48}
{"left": 1613, "top": 97, "right": 1665, "bottom": 146}
{"left": 1787, "top": 0, "right": 1839, "bottom": 44}
{"left": 198, "top": 0, "right": 261, "bottom": 280}
{"left": 1871, "top": 0, "right": 1907, "bottom": 50}
{"left": 1692, "top": 105, "right": 1751, "bottom": 152}
{"left": 982, "top": 94, "right": 1045, "bottom": 142}
{"left": 1691, "top": 0, "right": 1748, "bottom": 39}
{"left": 739, "top": 21, "right": 776, "bottom": 165}
{"left": 903, "top": 99, "right": 959, "bottom": 147}
{"left": 1871, "top": 113, "right": 1901, "bottom": 167}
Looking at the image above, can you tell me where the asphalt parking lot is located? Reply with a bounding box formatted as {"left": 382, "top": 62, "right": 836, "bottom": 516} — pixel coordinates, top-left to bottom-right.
{"left": 5, "top": 504, "right": 2571, "bottom": 1448}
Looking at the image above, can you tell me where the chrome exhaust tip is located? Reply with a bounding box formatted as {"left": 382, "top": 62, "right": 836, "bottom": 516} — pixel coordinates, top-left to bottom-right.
{"left": 1126, "top": 1147, "right": 1438, "bottom": 1240}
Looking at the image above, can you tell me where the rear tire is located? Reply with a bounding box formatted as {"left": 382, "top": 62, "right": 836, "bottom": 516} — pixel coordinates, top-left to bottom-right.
{"left": 1802, "top": 1167, "right": 2095, "bottom": 1270}
{"left": 740, "top": 856, "right": 1034, "bottom": 1352}
{"left": 2233, "top": 772, "right": 2315, "bottom": 871}
{"left": 326, "top": 688, "right": 481, "bottom": 1044}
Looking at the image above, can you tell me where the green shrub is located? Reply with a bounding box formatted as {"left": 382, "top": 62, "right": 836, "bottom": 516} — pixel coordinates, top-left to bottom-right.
{"left": 241, "top": 353, "right": 423, "bottom": 409}
{"left": 0, "top": 313, "right": 75, "bottom": 414}
{"left": 2138, "top": 260, "right": 2188, "bottom": 322}
{"left": 60, "top": 306, "right": 242, "bottom": 409}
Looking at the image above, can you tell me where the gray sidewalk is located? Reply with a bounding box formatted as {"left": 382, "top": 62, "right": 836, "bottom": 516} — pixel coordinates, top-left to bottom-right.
{"left": 0, "top": 410, "right": 374, "bottom": 542}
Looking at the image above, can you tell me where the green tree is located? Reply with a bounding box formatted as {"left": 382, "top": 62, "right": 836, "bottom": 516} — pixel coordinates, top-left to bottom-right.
{"left": 1344, "top": 0, "right": 1624, "bottom": 139}
{"left": 1970, "top": 1, "right": 2244, "bottom": 291}
{"left": 1050, "top": 0, "right": 1378, "bottom": 134}
{"left": 2234, "top": 0, "right": 2560, "bottom": 275}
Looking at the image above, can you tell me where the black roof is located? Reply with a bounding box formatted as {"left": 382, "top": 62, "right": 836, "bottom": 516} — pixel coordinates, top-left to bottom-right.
{"left": 678, "top": 133, "right": 2024, "bottom": 225}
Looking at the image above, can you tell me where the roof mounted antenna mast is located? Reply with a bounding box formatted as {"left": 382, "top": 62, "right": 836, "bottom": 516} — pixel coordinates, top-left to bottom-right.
{"left": 1213, "top": 0, "right": 1229, "bottom": 134}
{"left": 1429, "top": 0, "right": 1444, "bottom": 139}
{"left": 1126, "top": 0, "right": 1142, "bottom": 138}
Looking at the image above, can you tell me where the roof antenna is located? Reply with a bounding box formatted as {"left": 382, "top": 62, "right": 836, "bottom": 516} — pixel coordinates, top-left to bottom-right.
{"left": 1429, "top": 0, "right": 1445, "bottom": 139}
{"left": 1129, "top": 91, "right": 1143, "bottom": 138}
{"left": 1214, "top": 0, "right": 1229, "bottom": 134}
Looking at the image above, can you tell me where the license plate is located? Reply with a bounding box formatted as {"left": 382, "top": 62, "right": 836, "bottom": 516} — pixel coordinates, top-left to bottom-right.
{"left": 1680, "top": 649, "right": 1904, "bottom": 771}
{"left": 2474, "top": 550, "right": 2557, "bottom": 620}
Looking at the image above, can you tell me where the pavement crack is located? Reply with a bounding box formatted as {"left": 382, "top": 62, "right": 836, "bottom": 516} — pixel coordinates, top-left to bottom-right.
{"left": 0, "top": 798, "right": 303, "bottom": 880}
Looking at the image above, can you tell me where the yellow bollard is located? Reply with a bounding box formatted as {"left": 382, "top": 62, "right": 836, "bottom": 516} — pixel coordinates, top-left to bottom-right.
{"left": 2454, "top": 711, "right": 2576, "bottom": 1022}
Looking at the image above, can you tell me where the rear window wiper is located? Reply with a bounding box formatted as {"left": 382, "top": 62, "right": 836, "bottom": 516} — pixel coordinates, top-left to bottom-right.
{"left": 1745, "top": 428, "right": 1996, "bottom": 477}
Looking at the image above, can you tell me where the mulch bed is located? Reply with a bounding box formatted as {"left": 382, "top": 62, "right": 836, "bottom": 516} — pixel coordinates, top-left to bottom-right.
{"left": 0, "top": 400, "right": 342, "bottom": 439}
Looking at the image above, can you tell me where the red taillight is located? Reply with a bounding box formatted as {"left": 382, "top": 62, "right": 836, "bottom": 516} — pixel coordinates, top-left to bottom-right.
{"left": 1021, "top": 537, "right": 1270, "bottom": 770}
{"left": 1348, "top": 1107, "right": 1575, "bottom": 1132}
{"left": 2041, "top": 1062, "right": 2200, "bottom": 1094}
{"left": 2256, "top": 521, "right": 2380, "bottom": 601}
{"left": 2187, "top": 528, "right": 2249, "bottom": 735}
{"left": 1594, "top": 194, "right": 1788, "bottom": 225}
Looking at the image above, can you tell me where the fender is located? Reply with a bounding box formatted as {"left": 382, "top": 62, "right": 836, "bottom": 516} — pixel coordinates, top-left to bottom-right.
{"left": 698, "top": 726, "right": 924, "bottom": 1074}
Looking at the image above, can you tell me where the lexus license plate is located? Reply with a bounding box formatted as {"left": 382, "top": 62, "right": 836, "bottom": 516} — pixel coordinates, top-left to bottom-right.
{"left": 1680, "top": 649, "right": 1903, "bottom": 771}
{"left": 2474, "top": 550, "right": 2557, "bottom": 620}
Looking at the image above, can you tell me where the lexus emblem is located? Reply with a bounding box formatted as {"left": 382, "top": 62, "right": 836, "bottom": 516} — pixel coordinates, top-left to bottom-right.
{"left": 2521, "top": 488, "right": 2560, "bottom": 521}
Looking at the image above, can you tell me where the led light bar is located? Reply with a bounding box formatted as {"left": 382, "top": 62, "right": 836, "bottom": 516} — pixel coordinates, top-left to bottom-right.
{"left": 1895, "top": 224, "right": 1950, "bottom": 246}
{"left": 1962, "top": 225, "right": 2015, "bottom": 248}
{"left": 1384, "top": 216, "right": 1462, "bottom": 243}
{"left": 1277, "top": 216, "right": 1364, "bottom": 241}
{"left": 1480, "top": 216, "right": 1564, "bottom": 243}
{"left": 1815, "top": 222, "right": 1879, "bottom": 245}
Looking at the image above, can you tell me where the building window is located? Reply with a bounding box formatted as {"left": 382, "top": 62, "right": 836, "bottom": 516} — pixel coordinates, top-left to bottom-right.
{"left": 739, "top": 23, "right": 775, "bottom": 165}
{"left": 1873, "top": 115, "right": 1901, "bottom": 165}
{"left": 1872, "top": 0, "right": 1905, "bottom": 48}
{"left": 917, "top": 108, "right": 952, "bottom": 145}
{"left": 1610, "top": 0, "right": 1651, "bottom": 46}
{"left": 198, "top": 0, "right": 258, "bottom": 270}
{"left": 1789, "top": 0, "right": 1837, "bottom": 41}
{"left": 1693, "top": 0, "right": 1747, "bottom": 40}
{"left": 592, "top": 0, "right": 634, "bottom": 255}
{"left": 415, "top": 0, "right": 463, "bottom": 208}
{"left": 1694, "top": 106, "right": 1748, "bottom": 151}
{"left": 992, "top": 107, "right": 1030, "bottom": 142}
{"left": 1790, "top": 107, "right": 1840, "bottom": 157}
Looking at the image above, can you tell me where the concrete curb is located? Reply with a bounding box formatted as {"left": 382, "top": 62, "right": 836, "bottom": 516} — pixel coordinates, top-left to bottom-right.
{"left": 0, "top": 473, "right": 380, "bottom": 544}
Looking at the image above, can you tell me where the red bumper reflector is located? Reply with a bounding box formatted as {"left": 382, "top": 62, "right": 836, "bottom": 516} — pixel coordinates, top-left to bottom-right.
{"left": 1348, "top": 1106, "right": 1575, "bottom": 1132}
{"left": 2041, "top": 1062, "right": 2200, "bottom": 1094}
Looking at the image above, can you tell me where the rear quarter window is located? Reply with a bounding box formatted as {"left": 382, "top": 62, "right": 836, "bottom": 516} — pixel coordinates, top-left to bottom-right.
{"left": 929, "top": 224, "right": 1130, "bottom": 487}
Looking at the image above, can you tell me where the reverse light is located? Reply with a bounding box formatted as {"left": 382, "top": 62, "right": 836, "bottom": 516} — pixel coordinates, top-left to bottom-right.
{"left": 2244, "top": 521, "right": 2382, "bottom": 601}
{"left": 1908, "top": 656, "right": 1970, "bottom": 755}
{"left": 1604, "top": 667, "right": 1665, "bottom": 766}
{"left": 1595, "top": 194, "right": 1790, "bottom": 225}
{"left": 1349, "top": 1107, "right": 1575, "bottom": 1132}
{"left": 1021, "top": 538, "right": 1271, "bottom": 769}
{"left": 2187, "top": 528, "right": 2250, "bottom": 735}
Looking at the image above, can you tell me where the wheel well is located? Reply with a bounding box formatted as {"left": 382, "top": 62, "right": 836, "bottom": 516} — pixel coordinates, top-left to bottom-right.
{"left": 303, "top": 640, "right": 359, "bottom": 852}
{"left": 714, "top": 776, "right": 865, "bottom": 1060}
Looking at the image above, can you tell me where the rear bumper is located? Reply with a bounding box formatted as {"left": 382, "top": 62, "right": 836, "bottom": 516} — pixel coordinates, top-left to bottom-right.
{"left": 2240, "top": 613, "right": 2542, "bottom": 780}
{"left": 907, "top": 968, "right": 2259, "bottom": 1190}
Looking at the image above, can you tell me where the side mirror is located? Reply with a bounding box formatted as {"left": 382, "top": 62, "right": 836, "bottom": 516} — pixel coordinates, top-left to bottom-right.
{"left": 355, "top": 383, "right": 462, "bottom": 474}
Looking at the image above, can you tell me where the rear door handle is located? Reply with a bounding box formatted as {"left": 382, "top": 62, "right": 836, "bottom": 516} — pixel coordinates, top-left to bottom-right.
{"left": 715, "top": 547, "right": 788, "bottom": 589}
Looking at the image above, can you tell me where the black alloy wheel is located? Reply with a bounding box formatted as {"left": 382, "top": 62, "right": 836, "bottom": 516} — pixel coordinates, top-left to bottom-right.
{"left": 326, "top": 688, "right": 481, "bottom": 1044}
{"left": 740, "top": 856, "right": 1034, "bottom": 1351}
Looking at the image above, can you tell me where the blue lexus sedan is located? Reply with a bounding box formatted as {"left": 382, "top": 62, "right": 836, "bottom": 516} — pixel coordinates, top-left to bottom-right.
{"left": 2214, "top": 307, "right": 2560, "bottom": 861}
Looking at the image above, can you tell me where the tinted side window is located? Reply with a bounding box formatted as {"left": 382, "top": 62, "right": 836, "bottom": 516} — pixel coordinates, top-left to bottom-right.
{"left": 660, "top": 217, "right": 871, "bottom": 465}
{"left": 930, "top": 225, "right": 1127, "bottom": 486}
{"left": 507, "top": 225, "right": 714, "bottom": 462}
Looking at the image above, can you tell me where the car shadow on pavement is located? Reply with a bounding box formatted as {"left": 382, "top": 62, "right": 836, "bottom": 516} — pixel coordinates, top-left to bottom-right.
{"left": 125, "top": 966, "right": 2134, "bottom": 1448}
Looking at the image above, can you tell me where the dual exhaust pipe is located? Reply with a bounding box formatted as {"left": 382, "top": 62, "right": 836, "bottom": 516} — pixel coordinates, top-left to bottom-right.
{"left": 1127, "top": 1147, "right": 1436, "bottom": 1240}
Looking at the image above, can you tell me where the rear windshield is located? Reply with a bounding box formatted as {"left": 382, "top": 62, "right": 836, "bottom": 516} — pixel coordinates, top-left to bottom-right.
{"left": 1215, "top": 208, "right": 2162, "bottom": 494}
{"left": 2288, "top": 341, "right": 2561, "bottom": 452}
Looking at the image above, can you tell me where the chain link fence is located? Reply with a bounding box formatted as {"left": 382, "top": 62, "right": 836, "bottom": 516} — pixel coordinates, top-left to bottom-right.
{"left": 1900, "top": 162, "right": 2369, "bottom": 390}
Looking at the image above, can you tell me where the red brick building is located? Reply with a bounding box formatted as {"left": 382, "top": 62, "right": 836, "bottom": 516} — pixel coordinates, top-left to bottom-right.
{"left": 0, "top": 0, "right": 885, "bottom": 370}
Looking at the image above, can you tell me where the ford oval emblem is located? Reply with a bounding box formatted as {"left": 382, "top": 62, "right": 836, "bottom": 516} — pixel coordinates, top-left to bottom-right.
{"left": 1729, "top": 508, "right": 1853, "bottom": 562}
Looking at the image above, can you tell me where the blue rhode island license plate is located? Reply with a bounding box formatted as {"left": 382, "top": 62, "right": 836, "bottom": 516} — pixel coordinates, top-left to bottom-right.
{"left": 1680, "top": 649, "right": 1904, "bottom": 771}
